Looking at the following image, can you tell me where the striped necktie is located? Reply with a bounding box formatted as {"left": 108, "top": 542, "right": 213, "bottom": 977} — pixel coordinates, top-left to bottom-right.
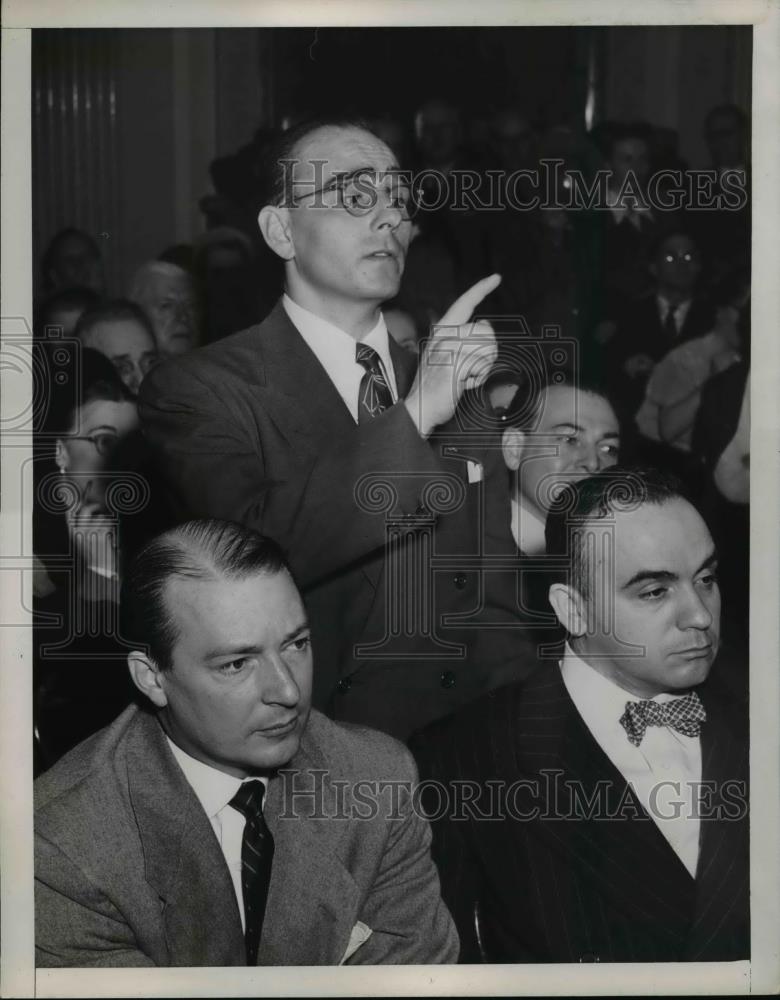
{"left": 229, "top": 780, "right": 274, "bottom": 965}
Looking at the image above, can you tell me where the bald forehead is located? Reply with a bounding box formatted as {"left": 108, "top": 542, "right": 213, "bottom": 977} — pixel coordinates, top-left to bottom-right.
{"left": 290, "top": 126, "right": 398, "bottom": 184}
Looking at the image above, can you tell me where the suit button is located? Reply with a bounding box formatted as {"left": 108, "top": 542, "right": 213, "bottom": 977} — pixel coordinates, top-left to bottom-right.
{"left": 440, "top": 670, "right": 456, "bottom": 689}
{"left": 336, "top": 677, "right": 351, "bottom": 694}
{"left": 453, "top": 573, "right": 467, "bottom": 590}
{"left": 578, "top": 954, "right": 600, "bottom": 963}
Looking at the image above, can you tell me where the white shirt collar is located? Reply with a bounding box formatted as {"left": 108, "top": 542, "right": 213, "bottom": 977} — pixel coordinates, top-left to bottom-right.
{"left": 166, "top": 736, "right": 268, "bottom": 820}
{"left": 282, "top": 293, "right": 398, "bottom": 421}
{"left": 560, "top": 642, "right": 684, "bottom": 742}
{"left": 656, "top": 294, "right": 692, "bottom": 329}
{"left": 510, "top": 495, "right": 547, "bottom": 554}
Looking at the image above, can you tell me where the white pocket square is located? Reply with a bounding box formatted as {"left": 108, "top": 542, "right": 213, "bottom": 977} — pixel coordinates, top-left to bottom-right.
{"left": 339, "top": 921, "right": 373, "bottom": 964}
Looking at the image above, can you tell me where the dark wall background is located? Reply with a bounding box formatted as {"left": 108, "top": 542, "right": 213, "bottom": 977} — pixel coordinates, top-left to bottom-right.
{"left": 32, "top": 26, "right": 751, "bottom": 296}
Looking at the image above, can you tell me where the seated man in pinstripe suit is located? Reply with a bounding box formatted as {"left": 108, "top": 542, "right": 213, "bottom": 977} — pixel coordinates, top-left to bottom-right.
{"left": 412, "top": 466, "right": 749, "bottom": 963}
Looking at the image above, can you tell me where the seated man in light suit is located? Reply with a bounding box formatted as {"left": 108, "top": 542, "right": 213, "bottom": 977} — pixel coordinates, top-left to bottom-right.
{"left": 413, "top": 466, "right": 748, "bottom": 962}
{"left": 35, "top": 519, "right": 458, "bottom": 967}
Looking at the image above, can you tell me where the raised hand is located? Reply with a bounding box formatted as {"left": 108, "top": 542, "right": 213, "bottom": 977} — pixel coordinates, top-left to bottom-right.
{"left": 404, "top": 274, "right": 501, "bottom": 437}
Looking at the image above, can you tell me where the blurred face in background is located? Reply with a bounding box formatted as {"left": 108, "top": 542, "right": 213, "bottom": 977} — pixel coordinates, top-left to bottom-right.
{"left": 56, "top": 397, "right": 140, "bottom": 505}
{"left": 609, "top": 137, "right": 650, "bottom": 189}
{"left": 137, "top": 270, "right": 200, "bottom": 358}
{"left": 82, "top": 319, "right": 159, "bottom": 396}
{"left": 651, "top": 234, "right": 702, "bottom": 296}
{"left": 47, "top": 232, "right": 104, "bottom": 294}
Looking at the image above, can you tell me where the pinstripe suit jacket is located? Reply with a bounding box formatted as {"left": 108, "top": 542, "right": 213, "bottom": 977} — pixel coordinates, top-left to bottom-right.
{"left": 412, "top": 665, "right": 749, "bottom": 963}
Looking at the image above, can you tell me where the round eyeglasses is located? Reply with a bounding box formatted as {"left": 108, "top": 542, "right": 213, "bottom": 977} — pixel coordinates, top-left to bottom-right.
{"left": 289, "top": 170, "right": 422, "bottom": 220}
{"left": 65, "top": 433, "right": 119, "bottom": 457}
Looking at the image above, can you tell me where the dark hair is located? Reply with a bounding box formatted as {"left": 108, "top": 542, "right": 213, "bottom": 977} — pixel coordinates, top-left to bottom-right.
{"left": 41, "top": 227, "right": 100, "bottom": 286}
{"left": 649, "top": 225, "right": 700, "bottom": 262}
{"left": 42, "top": 345, "right": 134, "bottom": 436}
{"left": 544, "top": 465, "right": 689, "bottom": 599}
{"left": 602, "top": 121, "right": 653, "bottom": 159}
{"left": 74, "top": 299, "right": 156, "bottom": 346}
{"left": 258, "top": 114, "right": 374, "bottom": 208}
{"left": 120, "top": 519, "right": 290, "bottom": 670}
{"left": 37, "top": 286, "right": 101, "bottom": 333}
{"left": 499, "top": 368, "right": 618, "bottom": 433}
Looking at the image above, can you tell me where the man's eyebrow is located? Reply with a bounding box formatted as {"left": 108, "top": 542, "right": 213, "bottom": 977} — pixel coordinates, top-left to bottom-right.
{"left": 203, "top": 622, "right": 310, "bottom": 662}
{"left": 622, "top": 550, "right": 718, "bottom": 590}
{"left": 695, "top": 550, "right": 719, "bottom": 575}
{"left": 109, "top": 353, "right": 131, "bottom": 362}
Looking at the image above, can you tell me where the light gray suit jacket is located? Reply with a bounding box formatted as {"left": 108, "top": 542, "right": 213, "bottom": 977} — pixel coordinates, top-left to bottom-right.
{"left": 35, "top": 705, "right": 458, "bottom": 966}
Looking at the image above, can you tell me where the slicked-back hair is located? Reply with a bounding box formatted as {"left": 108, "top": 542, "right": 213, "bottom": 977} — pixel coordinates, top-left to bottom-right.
{"left": 121, "top": 520, "right": 290, "bottom": 671}
{"left": 74, "top": 299, "right": 156, "bottom": 346}
{"left": 499, "top": 368, "right": 618, "bottom": 434}
{"left": 258, "top": 114, "right": 376, "bottom": 209}
{"left": 544, "top": 465, "right": 689, "bottom": 599}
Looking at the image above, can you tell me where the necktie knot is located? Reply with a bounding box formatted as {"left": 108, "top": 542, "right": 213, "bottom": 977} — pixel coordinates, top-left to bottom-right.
{"left": 619, "top": 690, "right": 706, "bottom": 747}
{"left": 355, "top": 342, "right": 393, "bottom": 422}
{"left": 229, "top": 779, "right": 265, "bottom": 820}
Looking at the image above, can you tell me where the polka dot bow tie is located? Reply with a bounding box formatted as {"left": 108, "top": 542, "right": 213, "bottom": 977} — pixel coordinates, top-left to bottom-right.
{"left": 619, "top": 690, "right": 707, "bottom": 747}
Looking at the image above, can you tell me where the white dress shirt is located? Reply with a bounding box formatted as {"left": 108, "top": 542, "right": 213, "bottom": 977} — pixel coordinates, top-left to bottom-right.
{"left": 560, "top": 645, "right": 703, "bottom": 877}
{"left": 510, "top": 496, "right": 547, "bottom": 555}
{"left": 282, "top": 293, "right": 398, "bottom": 422}
{"left": 167, "top": 737, "right": 268, "bottom": 931}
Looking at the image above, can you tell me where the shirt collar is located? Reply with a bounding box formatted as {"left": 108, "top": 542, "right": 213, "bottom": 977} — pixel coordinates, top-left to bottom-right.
{"left": 282, "top": 293, "right": 396, "bottom": 400}
{"left": 166, "top": 736, "right": 268, "bottom": 819}
{"left": 561, "top": 642, "right": 683, "bottom": 723}
{"left": 510, "top": 495, "right": 547, "bottom": 554}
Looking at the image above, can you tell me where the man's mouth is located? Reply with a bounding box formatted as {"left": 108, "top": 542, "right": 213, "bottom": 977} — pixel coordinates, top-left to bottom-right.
{"left": 256, "top": 716, "right": 298, "bottom": 737}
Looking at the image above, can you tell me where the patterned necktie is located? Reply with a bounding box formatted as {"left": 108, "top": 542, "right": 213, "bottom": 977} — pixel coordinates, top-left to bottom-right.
{"left": 619, "top": 690, "right": 707, "bottom": 748}
{"left": 229, "top": 780, "right": 274, "bottom": 966}
{"left": 356, "top": 343, "right": 393, "bottom": 423}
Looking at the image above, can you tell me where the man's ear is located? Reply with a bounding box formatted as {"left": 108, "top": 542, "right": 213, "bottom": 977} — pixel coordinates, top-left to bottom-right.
{"left": 55, "top": 438, "right": 68, "bottom": 473}
{"left": 548, "top": 582, "right": 587, "bottom": 637}
{"left": 258, "top": 205, "right": 295, "bottom": 261}
{"left": 128, "top": 651, "right": 169, "bottom": 709}
{"left": 501, "top": 427, "right": 525, "bottom": 471}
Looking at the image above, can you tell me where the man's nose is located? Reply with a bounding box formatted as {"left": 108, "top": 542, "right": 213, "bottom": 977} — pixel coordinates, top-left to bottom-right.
{"left": 128, "top": 366, "right": 143, "bottom": 396}
{"left": 678, "top": 586, "right": 715, "bottom": 631}
{"left": 579, "top": 444, "right": 602, "bottom": 474}
{"left": 260, "top": 655, "right": 300, "bottom": 707}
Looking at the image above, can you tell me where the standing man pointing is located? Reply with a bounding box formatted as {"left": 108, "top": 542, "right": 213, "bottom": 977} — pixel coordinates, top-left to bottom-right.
{"left": 140, "top": 116, "right": 503, "bottom": 739}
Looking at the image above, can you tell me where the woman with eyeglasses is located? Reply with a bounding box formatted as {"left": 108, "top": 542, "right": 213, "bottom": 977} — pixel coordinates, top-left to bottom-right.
{"left": 33, "top": 347, "right": 145, "bottom": 772}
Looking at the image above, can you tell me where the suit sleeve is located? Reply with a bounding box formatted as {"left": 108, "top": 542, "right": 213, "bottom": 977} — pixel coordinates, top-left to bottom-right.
{"left": 348, "top": 751, "right": 459, "bottom": 965}
{"left": 35, "top": 835, "right": 156, "bottom": 968}
{"left": 138, "top": 360, "right": 446, "bottom": 588}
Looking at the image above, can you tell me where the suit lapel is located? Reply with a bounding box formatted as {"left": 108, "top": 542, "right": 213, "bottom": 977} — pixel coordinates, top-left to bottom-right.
{"left": 387, "top": 334, "right": 417, "bottom": 399}
{"left": 686, "top": 683, "right": 749, "bottom": 958}
{"left": 253, "top": 302, "right": 356, "bottom": 448}
{"left": 259, "top": 718, "right": 360, "bottom": 965}
{"left": 126, "top": 711, "right": 245, "bottom": 966}
{"left": 511, "top": 671, "right": 696, "bottom": 943}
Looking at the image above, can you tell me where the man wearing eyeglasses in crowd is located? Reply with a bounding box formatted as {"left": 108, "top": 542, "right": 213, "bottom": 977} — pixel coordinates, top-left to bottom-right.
{"left": 140, "top": 115, "right": 507, "bottom": 741}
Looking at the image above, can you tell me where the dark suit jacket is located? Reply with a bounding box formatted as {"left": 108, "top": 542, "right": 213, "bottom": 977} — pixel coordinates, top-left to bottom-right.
{"left": 35, "top": 705, "right": 458, "bottom": 967}
{"left": 605, "top": 293, "right": 717, "bottom": 421}
{"left": 139, "top": 302, "right": 507, "bottom": 739}
{"left": 412, "top": 665, "right": 749, "bottom": 963}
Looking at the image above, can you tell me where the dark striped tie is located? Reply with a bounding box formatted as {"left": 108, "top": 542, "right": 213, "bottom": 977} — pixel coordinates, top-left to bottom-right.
{"left": 229, "top": 780, "right": 273, "bottom": 966}
{"left": 356, "top": 343, "right": 393, "bottom": 423}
